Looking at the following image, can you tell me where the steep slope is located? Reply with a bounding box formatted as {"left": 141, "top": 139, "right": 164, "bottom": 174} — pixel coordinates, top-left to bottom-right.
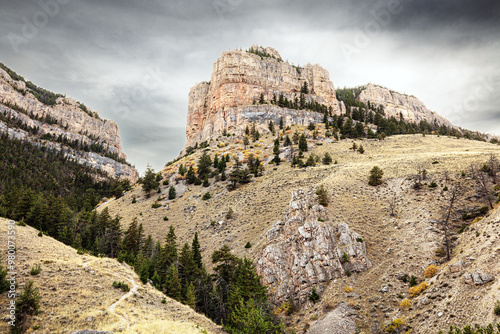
{"left": 0, "top": 218, "right": 223, "bottom": 334}
{"left": 0, "top": 63, "right": 138, "bottom": 182}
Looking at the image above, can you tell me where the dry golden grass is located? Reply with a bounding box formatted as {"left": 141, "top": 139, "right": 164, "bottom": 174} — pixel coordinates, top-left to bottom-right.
{"left": 0, "top": 219, "right": 223, "bottom": 334}
{"left": 97, "top": 130, "right": 500, "bottom": 333}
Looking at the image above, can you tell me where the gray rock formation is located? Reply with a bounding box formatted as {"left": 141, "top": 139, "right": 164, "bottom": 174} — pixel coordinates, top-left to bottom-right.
{"left": 256, "top": 190, "right": 371, "bottom": 307}
{"left": 0, "top": 67, "right": 138, "bottom": 182}
{"left": 464, "top": 271, "right": 494, "bottom": 285}
{"left": 307, "top": 302, "right": 357, "bottom": 334}
{"left": 357, "top": 83, "right": 453, "bottom": 128}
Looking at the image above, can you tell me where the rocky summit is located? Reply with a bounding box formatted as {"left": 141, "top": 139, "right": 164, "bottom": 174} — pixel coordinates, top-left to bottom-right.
{"left": 186, "top": 45, "right": 345, "bottom": 148}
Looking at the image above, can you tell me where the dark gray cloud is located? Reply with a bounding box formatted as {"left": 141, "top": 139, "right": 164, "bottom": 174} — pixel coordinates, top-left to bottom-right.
{"left": 0, "top": 0, "right": 499, "bottom": 174}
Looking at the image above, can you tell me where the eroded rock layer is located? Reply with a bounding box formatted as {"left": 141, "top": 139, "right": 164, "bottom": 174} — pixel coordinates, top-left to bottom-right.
{"left": 0, "top": 67, "right": 138, "bottom": 182}
{"left": 257, "top": 190, "right": 371, "bottom": 307}
{"left": 186, "top": 46, "right": 344, "bottom": 148}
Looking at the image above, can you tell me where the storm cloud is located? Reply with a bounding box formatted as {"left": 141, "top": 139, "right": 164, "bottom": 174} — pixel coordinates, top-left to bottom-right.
{"left": 1, "top": 0, "right": 499, "bottom": 173}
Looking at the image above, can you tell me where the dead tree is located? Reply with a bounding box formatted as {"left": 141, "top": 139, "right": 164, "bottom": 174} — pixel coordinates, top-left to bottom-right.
{"left": 489, "top": 154, "right": 498, "bottom": 184}
{"left": 472, "top": 164, "right": 495, "bottom": 209}
{"left": 387, "top": 181, "right": 401, "bottom": 217}
{"left": 441, "top": 185, "right": 460, "bottom": 261}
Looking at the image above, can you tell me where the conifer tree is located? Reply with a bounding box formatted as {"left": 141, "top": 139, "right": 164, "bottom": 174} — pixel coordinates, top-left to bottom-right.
{"left": 165, "top": 263, "right": 182, "bottom": 301}
{"left": 168, "top": 185, "right": 176, "bottom": 199}
{"left": 192, "top": 232, "right": 202, "bottom": 269}
{"left": 299, "top": 134, "right": 308, "bottom": 152}
{"left": 184, "top": 282, "right": 197, "bottom": 309}
{"left": 186, "top": 166, "right": 196, "bottom": 184}
{"left": 273, "top": 138, "right": 281, "bottom": 165}
{"left": 197, "top": 151, "right": 212, "bottom": 179}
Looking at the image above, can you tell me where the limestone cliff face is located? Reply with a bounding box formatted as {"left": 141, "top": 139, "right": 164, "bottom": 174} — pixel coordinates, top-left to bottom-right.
{"left": 0, "top": 67, "right": 138, "bottom": 183}
{"left": 186, "top": 46, "right": 344, "bottom": 148}
{"left": 358, "top": 83, "right": 453, "bottom": 127}
{"left": 256, "top": 190, "right": 371, "bottom": 307}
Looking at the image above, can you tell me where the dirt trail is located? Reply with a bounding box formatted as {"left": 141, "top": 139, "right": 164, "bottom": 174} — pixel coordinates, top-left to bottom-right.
{"left": 83, "top": 258, "right": 139, "bottom": 329}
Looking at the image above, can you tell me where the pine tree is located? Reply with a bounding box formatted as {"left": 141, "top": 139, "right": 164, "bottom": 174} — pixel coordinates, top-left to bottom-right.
{"left": 358, "top": 145, "right": 365, "bottom": 154}
{"left": 186, "top": 166, "right": 196, "bottom": 184}
{"left": 184, "top": 282, "right": 197, "bottom": 309}
{"left": 352, "top": 142, "right": 357, "bottom": 151}
{"left": 197, "top": 151, "right": 212, "bottom": 179}
{"left": 323, "top": 152, "right": 333, "bottom": 165}
{"left": 299, "top": 134, "right": 308, "bottom": 152}
{"left": 192, "top": 232, "right": 202, "bottom": 269}
{"left": 142, "top": 165, "right": 160, "bottom": 197}
{"left": 159, "top": 226, "right": 178, "bottom": 284}
{"left": 273, "top": 138, "right": 281, "bottom": 165}
{"left": 168, "top": 186, "right": 176, "bottom": 200}
{"left": 368, "top": 166, "right": 384, "bottom": 186}
{"left": 179, "top": 242, "right": 197, "bottom": 299}
{"left": 284, "top": 135, "right": 291, "bottom": 146}
{"left": 13, "top": 280, "right": 41, "bottom": 334}
{"left": 203, "top": 176, "right": 210, "bottom": 187}
{"left": 213, "top": 154, "right": 219, "bottom": 169}
{"left": 279, "top": 116, "right": 284, "bottom": 129}
{"left": 268, "top": 120, "right": 275, "bottom": 134}
{"left": 165, "top": 264, "right": 182, "bottom": 301}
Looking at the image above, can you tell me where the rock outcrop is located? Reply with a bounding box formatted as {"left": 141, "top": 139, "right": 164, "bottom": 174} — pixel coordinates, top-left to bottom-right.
{"left": 0, "top": 67, "right": 138, "bottom": 182}
{"left": 186, "top": 46, "right": 344, "bottom": 148}
{"left": 256, "top": 190, "right": 371, "bottom": 307}
{"left": 357, "top": 83, "right": 453, "bottom": 127}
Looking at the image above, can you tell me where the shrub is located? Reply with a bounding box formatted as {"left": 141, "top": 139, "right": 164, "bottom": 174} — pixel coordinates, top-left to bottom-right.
{"left": 342, "top": 252, "right": 349, "bottom": 263}
{"left": 409, "top": 282, "right": 428, "bottom": 297}
{"left": 163, "top": 216, "right": 168, "bottom": 221}
{"left": 368, "top": 166, "right": 384, "bottom": 186}
{"left": 409, "top": 275, "right": 417, "bottom": 287}
{"left": 495, "top": 300, "right": 500, "bottom": 316}
{"left": 385, "top": 318, "right": 404, "bottom": 332}
{"left": 151, "top": 202, "right": 161, "bottom": 208}
{"left": 429, "top": 181, "right": 438, "bottom": 188}
{"left": 30, "top": 265, "right": 41, "bottom": 276}
{"left": 132, "top": 196, "right": 136, "bottom": 204}
{"left": 399, "top": 298, "right": 411, "bottom": 310}
{"left": 245, "top": 242, "right": 252, "bottom": 248}
{"left": 202, "top": 192, "right": 211, "bottom": 200}
{"left": 161, "top": 298, "right": 166, "bottom": 304}
{"left": 226, "top": 207, "right": 234, "bottom": 219}
{"left": 276, "top": 301, "right": 295, "bottom": 316}
{"left": 356, "top": 237, "right": 364, "bottom": 242}
{"left": 322, "top": 152, "right": 333, "bottom": 165}
{"left": 316, "top": 185, "right": 329, "bottom": 207}
{"left": 309, "top": 287, "right": 320, "bottom": 303}
{"left": 345, "top": 270, "right": 352, "bottom": 277}
{"left": 424, "top": 264, "right": 439, "bottom": 278}
{"left": 344, "top": 286, "right": 353, "bottom": 293}
{"left": 17, "top": 220, "right": 26, "bottom": 226}
{"left": 37, "top": 231, "right": 43, "bottom": 237}
{"left": 163, "top": 179, "right": 169, "bottom": 186}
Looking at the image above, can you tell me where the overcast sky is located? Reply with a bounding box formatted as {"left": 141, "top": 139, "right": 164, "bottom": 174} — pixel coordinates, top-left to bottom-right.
{"left": 1, "top": 0, "right": 499, "bottom": 174}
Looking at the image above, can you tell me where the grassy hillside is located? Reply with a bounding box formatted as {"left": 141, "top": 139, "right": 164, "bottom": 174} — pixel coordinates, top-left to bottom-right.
{"left": 0, "top": 218, "right": 223, "bottom": 334}
{"left": 101, "top": 129, "right": 500, "bottom": 333}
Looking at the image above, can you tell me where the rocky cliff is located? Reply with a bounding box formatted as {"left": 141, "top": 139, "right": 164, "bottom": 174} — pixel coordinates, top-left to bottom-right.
{"left": 257, "top": 190, "right": 371, "bottom": 307}
{"left": 186, "top": 46, "right": 344, "bottom": 148}
{"left": 0, "top": 65, "right": 138, "bottom": 182}
{"left": 357, "top": 83, "right": 453, "bottom": 127}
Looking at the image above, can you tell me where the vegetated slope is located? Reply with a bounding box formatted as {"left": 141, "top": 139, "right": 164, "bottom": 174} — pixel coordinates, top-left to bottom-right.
{"left": 101, "top": 130, "right": 500, "bottom": 333}
{"left": 0, "top": 218, "right": 223, "bottom": 334}
{"left": 0, "top": 62, "right": 138, "bottom": 182}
